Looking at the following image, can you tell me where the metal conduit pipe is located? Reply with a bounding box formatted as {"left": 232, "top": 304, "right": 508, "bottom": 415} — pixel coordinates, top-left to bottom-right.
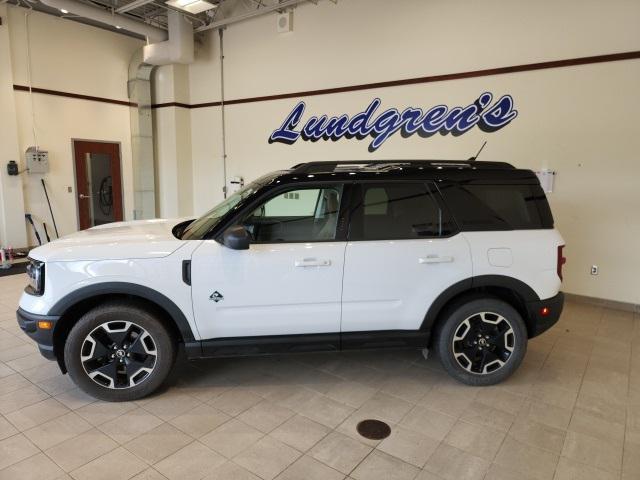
{"left": 39, "top": 0, "right": 167, "bottom": 41}
{"left": 195, "top": 0, "right": 312, "bottom": 32}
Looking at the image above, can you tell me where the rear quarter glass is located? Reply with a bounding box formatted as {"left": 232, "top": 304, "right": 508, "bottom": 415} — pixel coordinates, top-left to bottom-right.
{"left": 439, "top": 182, "right": 553, "bottom": 231}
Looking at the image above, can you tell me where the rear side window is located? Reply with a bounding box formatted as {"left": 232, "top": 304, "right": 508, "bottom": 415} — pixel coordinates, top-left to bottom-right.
{"left": 349, "top": 182, "right": 455, "bottom": 240}
{"left": 439, "top": 183, "right": 553, "bottom": 230}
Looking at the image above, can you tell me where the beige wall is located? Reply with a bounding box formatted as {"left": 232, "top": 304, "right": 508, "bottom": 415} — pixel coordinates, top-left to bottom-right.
{"left": 152, "top": 64, "right": 194, "bottom": 218}
{"left": 4, "top": 6, "right": 142, "bottom": 244}
{"left": 0, "top": 4, "right": 27, "bottom": 248}
{"left": 159, "top": 0, "right": 640, "bottom": 304}
{"left": 1, "top": 1, "right": 638, "bottom": 305}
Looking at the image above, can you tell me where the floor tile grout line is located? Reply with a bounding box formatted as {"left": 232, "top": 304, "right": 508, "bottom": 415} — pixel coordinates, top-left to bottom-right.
{"left": 620, "top": 313, "right": 637, "bottom": 479}
{"left": 485, "top": 307, "right": 588, "bottom": 480}
{"left": 551, "top": 305, "right": 604, "bottom": 480}
{"left": 0, "top": 435, "right": 43, "bottom": 471}
{"left": 0, "top": 299, "right": 634, "bottom": 480}
{"left": 41, "top": 425, "right": 142, "bottom": 475}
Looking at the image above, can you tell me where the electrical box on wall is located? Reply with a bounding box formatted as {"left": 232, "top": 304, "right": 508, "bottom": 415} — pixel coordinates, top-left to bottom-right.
{"left": 277, "top": 11, "right": 293, "bottom": 33}
{"left": 535, "top": 169, "right": 555, "bottom": 193}
{"left": 25, "top": 147, "right": 49, "bottom": 174}
{"left": 7, "top": 161, "right": 19, "bottom": 176}
{"left": 227, "top": 176, "right": 244, "bottom": 195}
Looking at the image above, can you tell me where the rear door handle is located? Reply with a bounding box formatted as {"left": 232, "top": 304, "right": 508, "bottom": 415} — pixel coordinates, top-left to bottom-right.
{"left": 419, "top": 255, "right": 454, "bottom": 264}
{"left": 295, "top": 258, "right": 331, "bottom": 267}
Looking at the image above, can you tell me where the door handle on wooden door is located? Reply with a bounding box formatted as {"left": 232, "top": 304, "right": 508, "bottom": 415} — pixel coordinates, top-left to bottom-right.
{"left": 295, "top": 258, "right": 331, "bottom": 267}
{"left": 419, "top": 255, "right": 454, "bottom": 264}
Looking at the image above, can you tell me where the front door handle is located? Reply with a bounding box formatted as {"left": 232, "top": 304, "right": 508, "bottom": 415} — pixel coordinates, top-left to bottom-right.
{"left": 78, "top": 193, "right": 94, "bottom": 200}
{"left": 419, "top": 255, "right": 454, "bottom": 264}
{"left": 295, "top": 258, "right": 331, "bottom": 267}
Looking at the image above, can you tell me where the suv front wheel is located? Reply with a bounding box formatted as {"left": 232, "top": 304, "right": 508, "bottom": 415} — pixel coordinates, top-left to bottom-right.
{"left": 64, "top": 302, "right": 176, "bottom": 401}
{"left": 435, "top": 298, "right": 527, "bottom": 386}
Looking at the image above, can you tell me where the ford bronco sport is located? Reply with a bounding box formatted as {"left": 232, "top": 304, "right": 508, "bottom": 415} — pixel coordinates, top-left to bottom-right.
{"left": 17, "top": 160, "right": 565, "bottom": 401}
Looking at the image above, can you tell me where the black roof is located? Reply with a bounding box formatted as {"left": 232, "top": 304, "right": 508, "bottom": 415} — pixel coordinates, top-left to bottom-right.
{"left": 272, "top": 160, "right": 538, "bottom": 184}
{"left": 290, "top": 160, "right": 515, "bottom": 173}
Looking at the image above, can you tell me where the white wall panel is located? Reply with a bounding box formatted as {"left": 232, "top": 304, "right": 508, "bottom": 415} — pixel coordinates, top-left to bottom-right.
{"left": 175, "top": 0, "right": 640, "bottom": 303}
{"left": 5, "top": 7, "right": 142, "bottom": 244}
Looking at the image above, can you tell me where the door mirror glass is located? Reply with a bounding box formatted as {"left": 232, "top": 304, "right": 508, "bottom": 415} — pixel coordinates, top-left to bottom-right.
{"left": 222, "top": 225, "right": 251, "bottom": 250}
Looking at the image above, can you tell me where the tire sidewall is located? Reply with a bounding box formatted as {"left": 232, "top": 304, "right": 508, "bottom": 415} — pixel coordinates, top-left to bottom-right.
{"left": 64, "top": 302, "right": 175, "bottom": 402}
{"left": 436, "top": 298, "right": 527, "bottom": 386}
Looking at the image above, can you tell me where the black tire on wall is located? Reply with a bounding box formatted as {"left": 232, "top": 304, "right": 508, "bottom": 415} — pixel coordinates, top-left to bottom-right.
{"left": 435, "top": 297, "right": 527, "bottom": 386}
{"left": 64, "top": 301, "right": 176, "bottom": 402}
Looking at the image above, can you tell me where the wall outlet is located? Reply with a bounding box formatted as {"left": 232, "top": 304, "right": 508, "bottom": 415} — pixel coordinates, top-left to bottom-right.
{"left": 591, "top": 265, "right": 599, "bottom": 275}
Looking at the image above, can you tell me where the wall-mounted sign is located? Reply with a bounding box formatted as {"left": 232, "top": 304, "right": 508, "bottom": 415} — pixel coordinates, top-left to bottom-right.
{"left": 269, "top": 92, "right": 518, "bottom": 152}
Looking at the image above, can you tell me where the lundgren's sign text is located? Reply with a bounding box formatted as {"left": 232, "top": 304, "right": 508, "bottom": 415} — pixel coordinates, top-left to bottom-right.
{"left": 269, "top": 92, "right": 517, "bottom": 152}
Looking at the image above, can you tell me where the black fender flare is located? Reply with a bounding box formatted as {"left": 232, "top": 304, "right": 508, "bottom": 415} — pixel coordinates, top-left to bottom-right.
{"left": 48, "top": 282, "right": 196, "bottom": 342}
{"left": 420, "top": 275, "right": 540, "bottom": 331}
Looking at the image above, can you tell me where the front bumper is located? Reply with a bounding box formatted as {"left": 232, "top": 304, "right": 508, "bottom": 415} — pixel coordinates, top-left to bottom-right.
{"left": 527, "top": 291, "right": 564, "bottom": 338}
{"left": 16, "top": 307, "right": 60, "bottom": 360}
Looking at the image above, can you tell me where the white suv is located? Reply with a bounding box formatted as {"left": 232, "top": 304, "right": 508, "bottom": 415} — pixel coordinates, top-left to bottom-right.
{"left": 17, "top": 161, "right": 565, "bottom": 401}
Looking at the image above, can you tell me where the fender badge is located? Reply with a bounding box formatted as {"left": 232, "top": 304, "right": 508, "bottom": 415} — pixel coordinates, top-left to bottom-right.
{"left": 210, "top": 291, "right": 224, "bottom": 302}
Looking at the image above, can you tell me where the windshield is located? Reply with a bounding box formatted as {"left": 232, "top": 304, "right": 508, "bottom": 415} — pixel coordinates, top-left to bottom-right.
{"left": 181, "top": 174, "right": 277, "bottom": 240}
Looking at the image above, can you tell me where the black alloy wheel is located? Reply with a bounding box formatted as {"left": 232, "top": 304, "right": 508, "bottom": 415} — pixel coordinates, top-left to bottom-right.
{"left": 451, "top": 311, "right": 515, "bottom": 374}
{"left": 435, "top": 297, "right": 527, "bottom": 386}
{"left": 65, "top": 301, "right": 175, "bottom": 401}
{"left": 81, "top": 320, "right": 157, "bottom": 389}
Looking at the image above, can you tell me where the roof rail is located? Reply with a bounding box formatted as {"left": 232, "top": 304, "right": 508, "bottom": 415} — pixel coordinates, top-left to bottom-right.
{"left": 290, "top": 160, "right": 514, "bottom": 174}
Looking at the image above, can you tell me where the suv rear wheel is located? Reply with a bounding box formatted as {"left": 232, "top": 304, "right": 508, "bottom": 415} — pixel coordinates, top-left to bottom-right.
{"left": 435, "top": 298, "right": 527, "bottom": 386}
{"left": 64, "top": 302, "right": 176, "bottom": 401}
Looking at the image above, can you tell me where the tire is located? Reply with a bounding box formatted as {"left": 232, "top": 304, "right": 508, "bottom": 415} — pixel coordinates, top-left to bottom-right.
{"left": 435, "top": 297, "right": 527, "bottom": 386}
{"left": 64, "top": 301, "right": 176, "bottom": 402}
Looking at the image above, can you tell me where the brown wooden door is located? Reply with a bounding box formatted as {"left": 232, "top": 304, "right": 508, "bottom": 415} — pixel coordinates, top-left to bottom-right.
{"left": 73, "top": 141, "right": 123, "bottom": 230}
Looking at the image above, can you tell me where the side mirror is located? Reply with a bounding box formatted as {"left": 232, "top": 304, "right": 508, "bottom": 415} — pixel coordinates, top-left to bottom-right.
{"left": 222, "top": 225, "right": 250, "bottom": 250}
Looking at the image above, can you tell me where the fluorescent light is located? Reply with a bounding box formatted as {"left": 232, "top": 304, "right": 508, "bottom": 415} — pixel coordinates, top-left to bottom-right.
{"left": 60, "top": 8, "right": 69, "bottom": 13}
{"left": 165, "top": 0, "right": 216, "bottom": 14}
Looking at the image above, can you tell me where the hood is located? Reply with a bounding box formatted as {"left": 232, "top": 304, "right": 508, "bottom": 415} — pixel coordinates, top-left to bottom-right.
{"left": 29, "top": 219, "right": 191, "bottom": 262}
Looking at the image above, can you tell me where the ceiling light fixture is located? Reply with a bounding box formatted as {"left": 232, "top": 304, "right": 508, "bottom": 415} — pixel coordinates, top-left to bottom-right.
{"left": 115, "top": 25, "right": 122, "bottom": 29}
{"left": 165, "top": 0, "right": 217, "bottom": 14}
{"left": 59, "top": 8, "right": 69, "bottom": 13}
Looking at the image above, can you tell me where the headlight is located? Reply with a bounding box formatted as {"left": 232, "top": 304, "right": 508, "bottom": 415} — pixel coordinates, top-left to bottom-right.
{"left": 25, "top": 259, "right": 45, "bottom": 296}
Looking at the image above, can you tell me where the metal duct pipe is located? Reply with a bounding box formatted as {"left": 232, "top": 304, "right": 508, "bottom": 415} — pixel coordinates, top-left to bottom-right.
{"left": 143, "top": 10, "right": 193, "bottom": 65}
{"left": 195, "top": 0, "right": 312, "bottom": 32}
{"left": 128, "top": 51, "right": 156, "bottom": 219}
{"left": 39, "top": 0, "right": 167, "bottom": 41}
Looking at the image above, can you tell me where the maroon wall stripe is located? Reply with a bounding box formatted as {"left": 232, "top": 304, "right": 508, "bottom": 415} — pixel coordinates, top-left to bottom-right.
{"left": 151, "top": 101, "right": 193, "bottom": 109}
{"left": 12, "top": 85, "right": 137, "bottom": 107}
{"left": 13, "top": 50, "right": 640, "bottom": 110}
{"left": 164, "top": 50, "right": 640, "bottom": 109}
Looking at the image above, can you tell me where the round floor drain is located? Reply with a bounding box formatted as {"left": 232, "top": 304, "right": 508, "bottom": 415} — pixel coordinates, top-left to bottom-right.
{"left": 356, "top": 419, "right": 391, "bottom": 440}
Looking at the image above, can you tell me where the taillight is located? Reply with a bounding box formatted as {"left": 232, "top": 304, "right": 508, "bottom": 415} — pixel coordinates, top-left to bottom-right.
{"left": 557, "top": 245, "right": 566, "bottom": 281}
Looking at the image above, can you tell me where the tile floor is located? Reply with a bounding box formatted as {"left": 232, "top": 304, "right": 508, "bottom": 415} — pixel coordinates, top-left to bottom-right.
{"left": 1, "top": 273, "right": 639, "bottom": 480}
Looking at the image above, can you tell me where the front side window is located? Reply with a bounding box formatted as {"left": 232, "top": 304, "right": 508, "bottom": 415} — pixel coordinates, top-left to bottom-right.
{"left": 349, "top": 182, "right": 454, "bottom": 240}
{"left": 241, "top": 185, "right": 344, "bottom": 243}
{"left": 181, "top": 173, "right": 281, "bottom": 240}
